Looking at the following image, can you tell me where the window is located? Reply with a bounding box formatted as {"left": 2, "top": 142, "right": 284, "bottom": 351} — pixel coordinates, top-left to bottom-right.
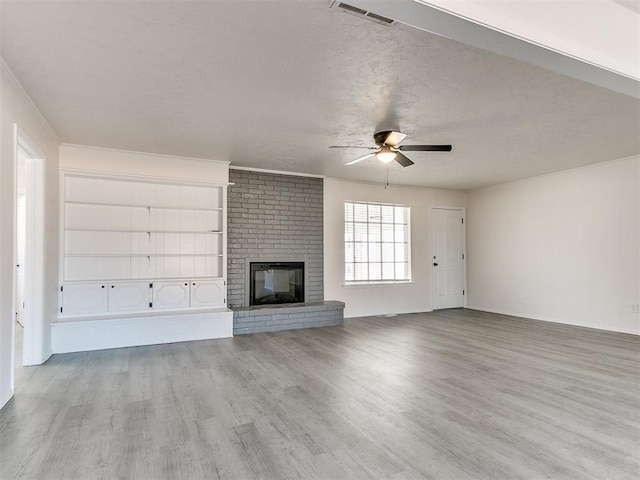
{"left": 344, "top": 201, "right": 410, "bottom": 283}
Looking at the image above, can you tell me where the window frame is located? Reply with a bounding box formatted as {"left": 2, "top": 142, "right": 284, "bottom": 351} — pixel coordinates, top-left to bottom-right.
{"left": 344, "top": 200, "right": 411, "bottom": 285}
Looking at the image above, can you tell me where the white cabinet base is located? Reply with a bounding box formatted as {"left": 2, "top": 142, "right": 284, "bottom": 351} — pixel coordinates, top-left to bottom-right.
{"left": 61, "top": 283, "right": 108, "bottom": 315}
{"left": 108, "top": 282, "right": 151, "bottom": 312}
{"left": 153, "top": 281, "right": 191, "bottom": 310}
{"left": 191, "top": 279, "right": 225, "bottom": 307}
{"left": 52, "top": 309, "right": 233, "bottom": 354}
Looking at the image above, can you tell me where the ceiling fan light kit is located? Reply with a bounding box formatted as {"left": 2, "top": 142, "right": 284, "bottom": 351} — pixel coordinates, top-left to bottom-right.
{"left": 331, "top": 130, "right": 452, "bottom": 168}
{"left": 376, "top": 145, "right": 397, "bottom": 163}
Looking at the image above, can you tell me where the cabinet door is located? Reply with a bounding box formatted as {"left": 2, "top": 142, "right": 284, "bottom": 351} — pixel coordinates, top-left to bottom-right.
{"left": 61, "top": 283, "right": 108, "bottom": 315}
{"left": 190, "top": 279, "right": 225, "bottom": 307}
{"left": 153, "top": 281, "right": 190, "bottom": 310}
{"left": 108, "top": 282, "right": 151, "bottom": 312}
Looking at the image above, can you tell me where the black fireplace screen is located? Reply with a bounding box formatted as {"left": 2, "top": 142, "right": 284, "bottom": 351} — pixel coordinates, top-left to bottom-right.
{"left": 249, "top": 262, "right": 304, "bottom": 306}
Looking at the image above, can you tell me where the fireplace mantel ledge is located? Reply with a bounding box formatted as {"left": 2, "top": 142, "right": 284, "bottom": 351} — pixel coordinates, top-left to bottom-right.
{"left": 231, "top": 301, "right": 345, "bottom": 335}
{"left": 232, "top": 300, "right": 345, "bottom": 314}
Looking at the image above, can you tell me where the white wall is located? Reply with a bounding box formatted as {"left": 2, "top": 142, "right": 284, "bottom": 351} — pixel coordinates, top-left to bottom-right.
{"left": 467, "top": 157, "right": 640, "bottom": 335}
{"left": 324, "top": 177, "right": 466, "bottom": 318}
{"left": 0, "top": 61, "right": 60, "bottom": 408}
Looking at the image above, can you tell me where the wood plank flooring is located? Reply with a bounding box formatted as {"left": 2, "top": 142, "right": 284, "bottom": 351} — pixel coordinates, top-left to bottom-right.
{"left": 1, "top": 309, "right": 638, "bottom": 479}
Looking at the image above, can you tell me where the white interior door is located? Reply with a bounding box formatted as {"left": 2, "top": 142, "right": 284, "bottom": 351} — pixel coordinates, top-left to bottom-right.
{"left": 15, "top": 133, "right": 46, "bottom": 366}
{"left": 432, "top": 207, "right": 465, "bottom": 309}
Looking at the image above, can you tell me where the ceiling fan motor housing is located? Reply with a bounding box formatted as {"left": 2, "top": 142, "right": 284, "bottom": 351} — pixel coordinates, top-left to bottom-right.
{"left": 374, "top": 131, "right": 394, "bottom": 146}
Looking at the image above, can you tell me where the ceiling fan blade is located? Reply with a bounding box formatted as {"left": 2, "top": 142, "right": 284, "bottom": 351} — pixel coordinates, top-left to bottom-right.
{"left": 398, "top": 144, "right": 452, "bottom": 152}
{"left": 394, "top": 152, "right": 414, "bottom": 167}
{"left": 329, "top": 145, "right": 377, "bottom": 149}
{"left": 345, "top": 153, "right": 375, "bottom": 166}
{"left": 383, "top": 131, "right": 407, "bottom": 147}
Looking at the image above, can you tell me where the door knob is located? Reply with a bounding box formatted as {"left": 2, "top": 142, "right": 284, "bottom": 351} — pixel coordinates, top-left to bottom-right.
{"left": 433, "top": 262, "right": 438, "bottom": 266}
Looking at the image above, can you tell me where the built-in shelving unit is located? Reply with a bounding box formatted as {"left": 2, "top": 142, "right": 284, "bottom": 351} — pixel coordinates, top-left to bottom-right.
{"left": 51, "top": 146, "right": 234, "bottom": 354}
{"left": 58, "top": 172, "right": 229, "bottom": 317}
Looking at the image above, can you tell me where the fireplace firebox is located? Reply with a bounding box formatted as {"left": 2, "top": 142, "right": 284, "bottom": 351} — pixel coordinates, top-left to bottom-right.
{"left": 249, "top": 262, "right": 305, "bottom": 306}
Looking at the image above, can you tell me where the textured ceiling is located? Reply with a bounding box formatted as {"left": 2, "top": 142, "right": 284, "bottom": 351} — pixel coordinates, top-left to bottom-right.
{"left": 1, "top": 0, "right": 639, "bottom": 190}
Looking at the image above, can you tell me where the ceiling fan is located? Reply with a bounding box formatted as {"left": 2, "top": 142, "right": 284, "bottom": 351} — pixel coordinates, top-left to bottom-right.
{"left": 330, "top": 130, "right": 452, "bottom": 167}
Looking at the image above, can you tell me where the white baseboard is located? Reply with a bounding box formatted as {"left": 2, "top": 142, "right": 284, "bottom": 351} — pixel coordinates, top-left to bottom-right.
{"left": 52, "top": 309, "right": 234, "bottom": 354}
{"left": 43, "top": 349, "right": 53, "bottom": 363}
{"left": 344, "top": 308, "right": 434, "bottom": 319}
{"left": 0, "top": 390, "right": 14, "bottom": 410}
{"left": 465, "top": 305, "right": 639, "bottom": 336}
{"left": 25, "top": 347, "right": 54, "bottom": 366}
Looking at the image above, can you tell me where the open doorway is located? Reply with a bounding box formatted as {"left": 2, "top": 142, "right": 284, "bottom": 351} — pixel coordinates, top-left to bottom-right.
{"left": 14, "top": 129, "right": 46, "bottom": 368}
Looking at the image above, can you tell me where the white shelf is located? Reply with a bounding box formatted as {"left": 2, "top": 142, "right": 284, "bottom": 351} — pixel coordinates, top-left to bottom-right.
{"left": 66, "top": 228, "right": 222, "bottom": 233}
{"left": 61, "top": 277, "right": 224, "bottom": 285}
{"left": 65, "top": 200, "right": 223, "bottom": 212}
{"left": 64, "top": 228, "right": 222, "bottom": 234}
{"left": 65, "top": 253, "right": 224, "bottom": 258}
{"left": 62, "top": 276, "right": 224, "bottom": 283}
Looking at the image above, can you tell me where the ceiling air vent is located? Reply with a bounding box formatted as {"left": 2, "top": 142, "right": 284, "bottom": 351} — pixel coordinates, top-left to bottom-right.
{"left": 329, "top": 1, "right": 397, "bottom": 27}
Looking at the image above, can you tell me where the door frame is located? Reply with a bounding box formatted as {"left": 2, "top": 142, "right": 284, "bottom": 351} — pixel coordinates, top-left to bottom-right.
{"left": 13, "top": 125, "right": 47, "bottom": 367}
{"left": 15, "top": 192, "right": 26, "bottom": 327}
{"left": 430, "top": 206, "right": 467, "bottom": 310}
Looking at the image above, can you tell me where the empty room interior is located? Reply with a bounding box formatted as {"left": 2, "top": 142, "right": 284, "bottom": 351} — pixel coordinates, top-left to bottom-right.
{"left": 0, "top": 1, "right": 639, "bottom": 479}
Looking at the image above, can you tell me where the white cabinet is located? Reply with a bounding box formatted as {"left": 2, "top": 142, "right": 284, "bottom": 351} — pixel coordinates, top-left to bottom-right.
{"left": 108, "top": 282, "right": 151, "bottom": 312}
{"left": 60, "top": 279, "right": 225, "bottom": 316}
{"left": 152, "top": 280, "right": 226, "bottom": 309}
{"left": 59, "top": 172, "right": 227, "bottom": 318}
{"left": 61, "top": 283, "right": 108, "bottom": 315}
{"left": 153, "top": 281, "right": 191, "bottom": 310}
{"left": 190, "top": 279, "right": 225, "bottom": 307}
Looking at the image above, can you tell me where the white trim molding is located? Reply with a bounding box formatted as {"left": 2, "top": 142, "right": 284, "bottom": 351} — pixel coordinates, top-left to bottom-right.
{"left": 0, "top": 391, "right": 14, "bottom": 410}
{"left": 230, "top": 165, "right": 326, "bottom": 179}
{"left": 466, "top": 306, "right": 640, "bottom": 336}
{"left": 1, "top": 58, "right": 60, "bottom": 140}
{"left": 61, "top": 143, "right": 230, "bottom": 165}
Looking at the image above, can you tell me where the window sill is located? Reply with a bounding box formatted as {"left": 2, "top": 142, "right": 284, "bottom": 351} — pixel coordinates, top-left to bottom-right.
{"left": 342, "top": 281, "right": 414, "bottom": 288}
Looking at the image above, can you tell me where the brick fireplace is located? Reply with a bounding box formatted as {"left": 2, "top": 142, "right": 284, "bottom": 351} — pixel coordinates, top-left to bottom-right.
{"left": 227, "top": 169, "right": 343, "bottom": 334}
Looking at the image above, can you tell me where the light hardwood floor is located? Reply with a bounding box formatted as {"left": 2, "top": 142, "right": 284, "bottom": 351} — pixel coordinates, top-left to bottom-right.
{"left": 1, "top": 309, "right": 638, "bottom": 479}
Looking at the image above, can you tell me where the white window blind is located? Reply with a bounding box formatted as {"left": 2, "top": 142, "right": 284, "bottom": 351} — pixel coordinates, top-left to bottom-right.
{"left": 344, "top": 201, "right": 410, "bottom": 283}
